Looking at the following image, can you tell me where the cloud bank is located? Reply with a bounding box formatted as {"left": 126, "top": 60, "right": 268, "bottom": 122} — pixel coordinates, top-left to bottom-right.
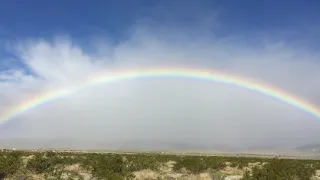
{"left": 1, "top": 13, "right": 320, "bottom": 149}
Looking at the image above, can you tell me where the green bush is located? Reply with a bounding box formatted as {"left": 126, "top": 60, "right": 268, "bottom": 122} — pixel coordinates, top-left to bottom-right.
{"left": 0, "top": 151, "right": 320, "bottom": 179}
{"left": 0, "top": 152, "right": 23, "bottom": 178}
{"left": 80, "top": 153, "right": 135, "bottom": 179}
{"left": 241, "top": 158, "right": 316, "bottom": 180}
{"left": 126, "top": 154, "right": 159, "bottom": 171}
{"left": 26, "top": 153, "right": 55, "bottom": 174}
{"left": 173, "top": 156, "right": 208, "bottom": 173}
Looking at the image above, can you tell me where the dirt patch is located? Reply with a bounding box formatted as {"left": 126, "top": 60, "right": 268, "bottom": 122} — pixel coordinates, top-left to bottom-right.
{"left": 220, "top": 166, "right": 245, "bottom": 175}
{"left": 30, "top": 174, "right": 45, "bottom": 180}
{"left": 159, "top": 161, "right": 184, "bottom": 179}
{"left": 64, "top": 164, "right": 81, "bottom": 171}
{"left": 312, "top": 170, "right": 320, "bottom": 180}
{"left": 198, "top": 172, "right": 213, "bottom": 180}
{"left": 159, "top": 160, "right": 175, "bottom": 172}
{"left": 80, "top": 172, "right": 94, "bottom": 180}
{"left": 134, "top": 169, "right": 160, "bottom": 180}
{"left": 224, "top": 175, "right": 243, "bottom": 180}
{"left": 21, "top": 155, "right": 34, "bottom": 166}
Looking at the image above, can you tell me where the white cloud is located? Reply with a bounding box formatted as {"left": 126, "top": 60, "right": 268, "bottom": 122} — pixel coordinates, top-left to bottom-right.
{"left": 1, "top": 19, "right": 320, "bottom": 150}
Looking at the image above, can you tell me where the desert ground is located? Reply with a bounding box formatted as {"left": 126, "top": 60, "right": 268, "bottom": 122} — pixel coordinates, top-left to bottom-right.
{"left": 1, "top": 149, "right": 320, "bottom": 180}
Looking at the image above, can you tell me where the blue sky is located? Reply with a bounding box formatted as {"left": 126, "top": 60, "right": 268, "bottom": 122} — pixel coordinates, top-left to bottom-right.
{"left": 1, "top": 0, "right": 320, "bottom": 147}
{"left": 0, "top": 0, "right": 319, "bottom": 41}
{"left": 1, "top": 0, "right": 319, "bottom": 71}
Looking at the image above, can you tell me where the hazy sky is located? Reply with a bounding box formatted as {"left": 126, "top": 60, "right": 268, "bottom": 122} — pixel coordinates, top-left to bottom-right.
{"left": 1, "top": 0, "right": 320, "bottom": 148}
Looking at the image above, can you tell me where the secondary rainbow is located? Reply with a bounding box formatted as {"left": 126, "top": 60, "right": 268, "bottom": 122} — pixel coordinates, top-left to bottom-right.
{"left": 1, "top": 67, "right": 320, "bottom": 125}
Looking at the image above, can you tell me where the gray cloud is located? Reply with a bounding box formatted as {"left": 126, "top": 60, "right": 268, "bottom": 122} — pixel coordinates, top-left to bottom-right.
{"left": 1, "top": 14, "right": 320, "bottom": 150}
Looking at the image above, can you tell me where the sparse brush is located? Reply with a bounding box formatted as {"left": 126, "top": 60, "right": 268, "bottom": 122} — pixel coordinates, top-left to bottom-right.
{"left": 0, "top": 150, "right": 319, "bottom": 179}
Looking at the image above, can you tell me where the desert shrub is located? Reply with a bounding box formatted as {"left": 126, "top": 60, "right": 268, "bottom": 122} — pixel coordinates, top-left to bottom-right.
{"left": 0, "top": 152, "right": 23, "bottom": 179}
{"left": 26, "top": 153, "right": 56, "bottom": 174}
{"left": 241, "top": 158, "right": 316, "bottom": 180}
{"left": 206, "top": 158, "right": 226, "bottom": 170}
{"left": 1, "top": 150, "right": 320, "bottom": 179}
{"left": 80, "top": 153, "right": 134, "bottom": 179}
{"left": 229, "top": 162, "right": 238, "bottom": 168}
{"left": 173, "top": 156, "right": 208, "bottom": 173}
{"left": 173, "top": 156, "right": 227, "bottom": 173}
{"left": 210, "top": 172, "right": 226, "bottom": 180}
{"left": 43, "top": 164, "right": 65, "bottom": 180}
{"left": 242, "top": 171, "right": 251, "bottom": 180}
{"left": 126, "top": 154, "right": 159, "bottom": 171}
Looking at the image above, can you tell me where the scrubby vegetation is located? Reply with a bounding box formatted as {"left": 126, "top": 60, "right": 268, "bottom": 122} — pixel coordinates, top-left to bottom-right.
{"left": 0, "top": 152, "right": 23, "bottom": 179}
{"left": 242, "top": 158, "right": 317, "bottom": 180}
{"left": 0, "top": 150, "right": 319, "bottom": 179}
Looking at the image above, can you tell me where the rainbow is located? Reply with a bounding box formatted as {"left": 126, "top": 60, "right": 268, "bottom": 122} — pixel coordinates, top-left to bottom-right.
{"left": 1, "top": 67, "right": 320, "bottom": 125}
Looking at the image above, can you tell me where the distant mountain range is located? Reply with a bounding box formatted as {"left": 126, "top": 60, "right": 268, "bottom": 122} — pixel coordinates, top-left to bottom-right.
{"left": 1, "top": 138, "right": 320, "bottom": 158}
{"left": 0, "top": 138, "right": 234, "bottom": 152}
{"left": 294, "top": 144, "right": 320, "bottom": 154}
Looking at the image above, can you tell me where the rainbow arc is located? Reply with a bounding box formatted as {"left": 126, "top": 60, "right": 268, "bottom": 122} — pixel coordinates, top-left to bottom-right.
{"left": 1, "top": 67, "right": 320, "bottom": 125}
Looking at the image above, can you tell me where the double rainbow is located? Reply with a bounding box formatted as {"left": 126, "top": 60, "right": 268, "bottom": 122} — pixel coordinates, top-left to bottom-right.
{"left": 1, "top": 67, "right": 320, "bottom": 125}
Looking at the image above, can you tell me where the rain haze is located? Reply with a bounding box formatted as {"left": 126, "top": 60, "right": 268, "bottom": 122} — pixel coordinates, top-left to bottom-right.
{"left": 1, "top": 0, "right": 320, "bottom": 152}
